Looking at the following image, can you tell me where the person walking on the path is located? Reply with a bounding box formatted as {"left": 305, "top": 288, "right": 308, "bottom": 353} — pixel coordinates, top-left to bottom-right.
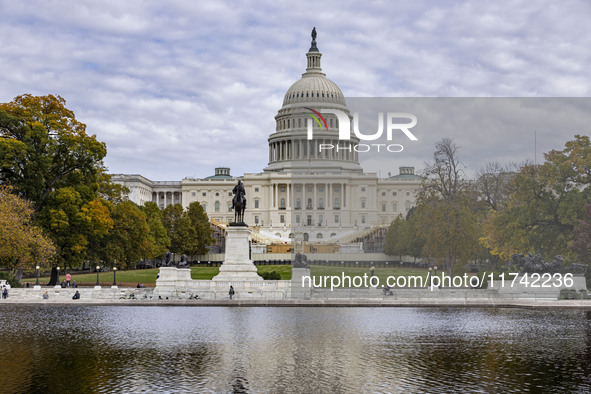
{"left": 229, "top": 285, "right": 235, "bottom": 300}
{"left": 2, "top": 286, "right": 8, "bottom": 299}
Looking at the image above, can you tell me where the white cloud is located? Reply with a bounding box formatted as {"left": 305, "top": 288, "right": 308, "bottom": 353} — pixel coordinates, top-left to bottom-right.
{"left": 1, "top": 0, "right": 590, "bottom": 180}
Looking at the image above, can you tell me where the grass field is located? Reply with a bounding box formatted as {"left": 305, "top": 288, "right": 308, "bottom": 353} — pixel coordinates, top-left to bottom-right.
{"left": 22, "top": 265, "right": 429, "bottom": 287}
{"left": 22, "top": 265, "right": 293, "bottom": 286}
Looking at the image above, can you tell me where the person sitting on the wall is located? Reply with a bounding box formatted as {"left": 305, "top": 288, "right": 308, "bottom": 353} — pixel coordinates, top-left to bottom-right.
{"left": 72, "top": 290, "right": 80, "bottom": 300}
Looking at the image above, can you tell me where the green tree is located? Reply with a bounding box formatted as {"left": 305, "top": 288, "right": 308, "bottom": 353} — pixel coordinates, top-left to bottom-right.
{"left": 0, "top": 95, "right": 115, "bottom": 282}
{"left": 142, "top": 201, "right": 170, "bottom": 259}
{"left": 163, "top": 203, "right": 213, "bottom": 256}
{"left": 414, "top": 138, "right": 481, "bottom": 274}
{"left": 186, "top": 201, "right": 214, "bottom": 256}
{"left": 102, "top": 201, "right": 151, "bottom": 268}
{"left": 0, "top": 185, "right": 56, "bottom": 272}
{"left": 570, "top": 203, "right": 591, "bottom": 265}
{"left": 482, "top": 135, "right": 590, "bottom": 262}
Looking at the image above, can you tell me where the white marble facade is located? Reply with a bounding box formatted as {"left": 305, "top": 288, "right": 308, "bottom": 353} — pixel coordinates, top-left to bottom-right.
{"left": 112, "top": 36, "right": 421, "bottom": 242}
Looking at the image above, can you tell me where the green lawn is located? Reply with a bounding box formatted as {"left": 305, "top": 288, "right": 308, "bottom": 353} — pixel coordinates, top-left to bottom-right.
{"left": 22, "top": 265, "right": 427, "bottom": 287}
{"left": 23, "top": 264, "right": 292, "bottom": 286}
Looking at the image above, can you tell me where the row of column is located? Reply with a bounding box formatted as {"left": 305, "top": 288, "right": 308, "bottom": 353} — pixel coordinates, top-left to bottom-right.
{"left": 269, "top": 139, "right": 359, "bottom": 163}
{"left": 270, "top": 182, "right": 348, "bottom": 209}
{"left": 152, "top": 191, "right": 181, "bottom": 207}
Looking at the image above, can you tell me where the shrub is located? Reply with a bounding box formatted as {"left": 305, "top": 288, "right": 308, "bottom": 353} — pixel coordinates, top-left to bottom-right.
{"left": 261, "top": 271, "right": 281, "bottom": 280}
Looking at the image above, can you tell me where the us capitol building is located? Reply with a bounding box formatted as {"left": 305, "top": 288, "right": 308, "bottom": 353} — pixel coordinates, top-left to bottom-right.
{"left": 112, "top": 31, "right": 421, "bottom": 244}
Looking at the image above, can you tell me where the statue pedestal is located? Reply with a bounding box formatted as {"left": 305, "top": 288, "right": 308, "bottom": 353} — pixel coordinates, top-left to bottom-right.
{"left": 212, "top": 225, "right": 262, "bottom": 282}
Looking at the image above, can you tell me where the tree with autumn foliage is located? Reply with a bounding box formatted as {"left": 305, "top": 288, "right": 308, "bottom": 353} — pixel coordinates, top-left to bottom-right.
{"left": 482, "top": 135, "right": 590, "bottom": 263}
{"left": 413, "top": 138, "right": 481, "bottom": 274}
{"left": 0, "top": 95, "right": 116, "bottom": 283}
{"left": 0, "top": 185, "right": 56, "bottom": 272}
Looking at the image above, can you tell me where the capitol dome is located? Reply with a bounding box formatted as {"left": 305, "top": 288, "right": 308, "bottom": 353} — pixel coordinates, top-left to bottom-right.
{"left": 282, "top": 75, "right": 346, "bottom": 107}
{"left": 264, "top": 29, "right": 361, "bottom": 174}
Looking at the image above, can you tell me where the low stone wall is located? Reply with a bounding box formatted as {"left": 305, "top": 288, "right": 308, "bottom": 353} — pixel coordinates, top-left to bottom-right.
{"left": 1, "top": 287, "right": 154, "bottom": 301}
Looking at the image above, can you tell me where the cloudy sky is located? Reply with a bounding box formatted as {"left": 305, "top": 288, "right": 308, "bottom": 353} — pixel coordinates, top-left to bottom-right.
{"left": 1, "top": 0, "right": 590, "bottom": 180}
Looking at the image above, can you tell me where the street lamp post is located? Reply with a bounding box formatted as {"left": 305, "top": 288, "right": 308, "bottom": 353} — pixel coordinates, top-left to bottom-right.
{"left": 55, "top": 266, "right": 61, "bottom": 288}
{"left": 95, "top": 265, "right": 101, "bottom": 289}
{"left": 34, "top": 265, "right": 41, "bottom": 289}
{"left": 112, "top": 267, "right": 117, "bottom": 289}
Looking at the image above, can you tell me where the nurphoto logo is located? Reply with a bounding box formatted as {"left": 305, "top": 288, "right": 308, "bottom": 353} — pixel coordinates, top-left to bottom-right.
{"left": 306, "top": 107, "right": 418, "bottom": 153}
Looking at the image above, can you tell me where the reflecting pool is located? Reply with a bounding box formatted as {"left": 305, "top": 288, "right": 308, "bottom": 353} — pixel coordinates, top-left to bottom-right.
{"left": 1, "top": 306, "right": 590, "bottom": 393}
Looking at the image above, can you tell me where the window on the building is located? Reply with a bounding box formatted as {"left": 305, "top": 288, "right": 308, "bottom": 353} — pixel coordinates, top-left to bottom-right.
{"left": 381, "top": 191, "right": 386, "bottom": 196}
{"left": 255, "top": 187, "right": 259, "bottom": 192}
{"left": 202, "top": 203, "right": 206, "bottom": 211}
{"left": 406, "top": 200, "right": 411, "bottom": 212}
{"left": 319, "top": 215, "right": 323, "bottom": 224}
{"left": 254, "top": 199, "right": 259, "bottom": 209}
{"left": 307, "top": 186, "right": 313, "bottom": 192}
{"left": 216, "top": 192, "right": 219, "bottom": 196}
{"left": 296, "top": 187, "right": 301, "bottom": 192}
{"left": 280, "top": 215, "right": 285, "bottom": 223}
{"left": 191, "top": 192, "right": 196, "bottom": 196}
{"left": 361, "top": 199, "right": 366, "bottom": 209}
{"left": 334, "top": 197, "right": 340, "bottom": 208}
{"left": 406, "top": 192, "right": 410, "bottom": 196}
{"left": 361, "top": 215, "right": 366, "bottom": 224}
{"left": 215, "top": 201, "right": 220, "bottom": 212}
{"left": 275, "top": 233, "right": 282, "bottom": 238}
{"left": 334, "top": 215, "right": 339, "bottom": 223}
{"left": 382, "top": 203, "right": 386, "bottom": 212}
{"left": 393, "top": 203, "right": 398, "bottom": 212}
{"left": 334, "top": 186, "right": 340, "bottom": 192}
{"left": 280, "top": 198, "right": 286, "bottom": 209}
{"left": 318, "top": 197, "right": 324, "bottom": 209}
{"left": 296, "top": 198, "right": 301, "bottom": 209}
{"left": 361, "top": 187, "right": 366, "bottom": 192}
{"left": 296, "top": 215, "right": 300, "bottom": 224}
{"left": 280, "top": 187, "right": 285, "bottom": 192}
{"left": 316, "top": 233, "right": 323, "bottom": 239}
{"left": 202, "top": 192, "right": 206, "bottom": 196}
{"left": 255, "top": 216, "right": 259, "bottom": 224}
{"left": 228, "top": 192, "right": 232, "bottom": 196}
{"left": 318, "top": 186, "right": 324, "bottom": 192}
{"left": 393, "top": 191, "right": 397, "bottom": 196}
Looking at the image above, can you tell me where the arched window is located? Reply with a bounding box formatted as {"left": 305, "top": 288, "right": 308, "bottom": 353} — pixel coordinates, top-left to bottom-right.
{"left": 215, "top": 201, "right": 220, "bottom": 212}
{"left": 406, "top": 200, "right": 411, "bottom": 212}
{"left": 275, "top": 233, "right": 281, "bottom": 238}
{"left": 288, "top": 233, "right": 294, "bottom": 238}
{"left": 303, "top": 233, "right": 309, "bottom": 241}
{"left": 316, "top": 233, "right": 323, "bottom": 239}
{"left": 330, "top": 233, "right": 336, "bottom": 237}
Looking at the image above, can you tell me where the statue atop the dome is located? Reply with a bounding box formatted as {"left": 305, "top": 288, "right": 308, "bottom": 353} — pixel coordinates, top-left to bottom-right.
{"left": 311, "top": 27, "right": 317, "bottom": 41}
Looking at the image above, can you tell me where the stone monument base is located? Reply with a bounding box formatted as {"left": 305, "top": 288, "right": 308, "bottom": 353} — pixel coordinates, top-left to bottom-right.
{"left": 212, "top": 225, "right": 263, "bottom": 282}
